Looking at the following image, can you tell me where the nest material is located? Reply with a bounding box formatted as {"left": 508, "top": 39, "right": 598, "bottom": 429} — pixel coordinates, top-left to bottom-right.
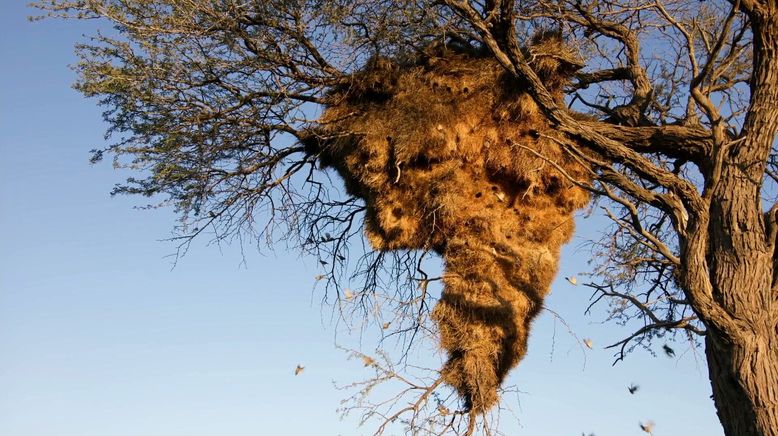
{"left": 305, "top": 35, "right": 590, "bottom": 413}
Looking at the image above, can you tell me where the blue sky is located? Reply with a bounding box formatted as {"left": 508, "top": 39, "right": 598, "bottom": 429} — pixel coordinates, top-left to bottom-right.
{"left": 0, "top": 1, "right": 723, "bottom": 435}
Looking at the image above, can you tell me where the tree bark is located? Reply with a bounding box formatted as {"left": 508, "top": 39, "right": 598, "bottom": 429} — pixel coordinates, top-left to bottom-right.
{"left": 704, "top": 6, "right": 778, "bottom": 435}
{"left": 706, "top": 329, "right": 778, "bottom": 436}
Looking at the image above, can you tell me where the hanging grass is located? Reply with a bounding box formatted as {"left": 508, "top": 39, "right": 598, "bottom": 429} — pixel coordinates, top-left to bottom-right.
{"left": 303, "top": 32, "right": 590, "bottom": 413}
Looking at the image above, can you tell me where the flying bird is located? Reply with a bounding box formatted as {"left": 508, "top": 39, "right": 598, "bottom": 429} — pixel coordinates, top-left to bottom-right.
{"left": 583, "top": 338, "right": 593, "bottom": 349}
{"left": 294, "top": 364, "right": 305, "bottom": 376}
{"left": 628, "top": 384, "right": 640, "bottom": 394}
{"left": 566, "top": 276, "right": 578, "bottom": 285}
{"left": 640, "top": 421, "right": 655, "bottom": 434}
{"left": 662, "top": 344, "right": 676, "bottom": 357}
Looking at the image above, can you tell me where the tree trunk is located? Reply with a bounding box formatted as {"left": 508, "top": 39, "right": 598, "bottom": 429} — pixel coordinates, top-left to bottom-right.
{"left": 704, "top": 8, "right": 778, "bottom": 435}
{"left": 706, "top": 162, "right": 778, "bottom": 435}
{"left": 706, "top": 324, "right": 778, "bottom": 436}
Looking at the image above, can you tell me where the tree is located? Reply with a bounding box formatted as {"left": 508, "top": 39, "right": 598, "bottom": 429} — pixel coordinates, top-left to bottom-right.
{"left": 34, "top": 0, "right": 778, "bottom": 435}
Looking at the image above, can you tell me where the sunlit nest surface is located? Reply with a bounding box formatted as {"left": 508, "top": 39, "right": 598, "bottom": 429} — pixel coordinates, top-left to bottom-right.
{"left": 304, "top": 34, "right": 591, "bottom": 413}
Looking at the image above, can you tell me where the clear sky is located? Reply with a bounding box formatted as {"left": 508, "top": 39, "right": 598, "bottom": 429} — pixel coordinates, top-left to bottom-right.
{"left": 0, "top": 1, "right": 724, "bottom": 435}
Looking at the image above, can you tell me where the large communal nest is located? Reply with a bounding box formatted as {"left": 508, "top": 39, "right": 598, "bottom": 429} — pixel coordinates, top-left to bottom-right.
{"left": 303, "top": 33, "right": 591, "bottom": 414}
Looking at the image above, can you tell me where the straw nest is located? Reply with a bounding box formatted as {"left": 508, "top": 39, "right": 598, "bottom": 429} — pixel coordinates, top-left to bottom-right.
{"left": 303, "top": 33, "right": 591, "bottom": 413}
